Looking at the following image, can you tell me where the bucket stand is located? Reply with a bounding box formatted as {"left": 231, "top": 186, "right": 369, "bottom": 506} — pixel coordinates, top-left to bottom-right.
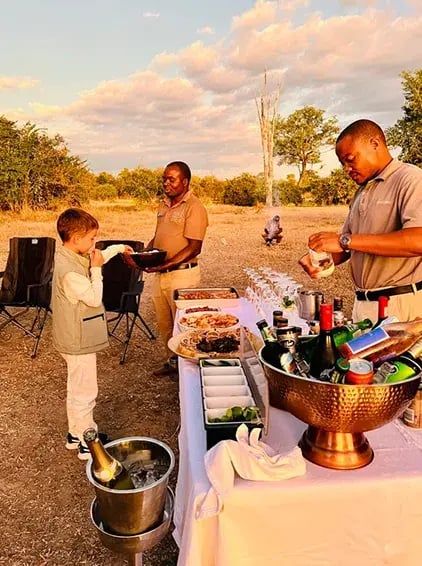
{"left": 90, "top": 487, "right": 174, "bottom": 565}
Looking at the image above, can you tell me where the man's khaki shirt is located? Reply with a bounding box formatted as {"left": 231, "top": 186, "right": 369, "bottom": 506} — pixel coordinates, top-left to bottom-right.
{"left": 153, "top": 191, "right": 208, "bottom": 261}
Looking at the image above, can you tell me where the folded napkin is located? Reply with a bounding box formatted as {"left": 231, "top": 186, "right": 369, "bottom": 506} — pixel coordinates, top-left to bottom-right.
{"left": 196, "top": 424, "right": 306, "bottom": 519}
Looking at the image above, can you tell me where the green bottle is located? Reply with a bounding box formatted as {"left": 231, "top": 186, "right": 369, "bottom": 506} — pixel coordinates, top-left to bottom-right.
{"left": 373, "top": 338, "right": 422, "bottom": 384}
{"left": 83, "top": 428, "right": 135, "bottom": 490}
{"left": 331, "top": 318, "right": 373, "bottom": 348}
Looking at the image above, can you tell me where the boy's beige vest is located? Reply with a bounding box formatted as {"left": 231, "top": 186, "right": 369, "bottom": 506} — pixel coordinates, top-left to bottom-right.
{"left": 52, "top": 247, "right": 109, "bottom": 355}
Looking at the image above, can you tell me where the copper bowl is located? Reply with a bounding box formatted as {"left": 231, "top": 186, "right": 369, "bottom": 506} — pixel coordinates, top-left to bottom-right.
{"left": 259, "top": 348, "right": 421, "bottom": 469}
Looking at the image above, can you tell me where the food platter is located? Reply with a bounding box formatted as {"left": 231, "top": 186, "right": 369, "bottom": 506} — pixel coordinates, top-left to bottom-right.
{"left": 178, "top": 304, "right": 221, "bottom": 317}
{"left": 168, "top": 327, "right": 262, "bottom": 363}
{"left": 178, "top": 311, "right": 239, "bottom": 333}
{"left": 174, "top": 287, "right": 240, "bottom": 309}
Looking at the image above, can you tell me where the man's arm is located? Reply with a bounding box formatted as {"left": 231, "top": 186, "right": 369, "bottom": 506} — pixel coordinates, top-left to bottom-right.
{"left": 145, "top": 238, "right": 203, "bottom": 273}
{"left": 308, "top": 227, "right": 422, "bottom": 258}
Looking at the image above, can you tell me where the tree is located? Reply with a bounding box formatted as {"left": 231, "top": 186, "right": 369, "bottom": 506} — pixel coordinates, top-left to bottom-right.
{"left": 116, "top": 167, "right": 161, "bottom": 203}
{"left": 255, "top": 71, "right": 280, "bottom": 206}
{"left": 0, "top": 116, "right": 93, "bottom": 210}
{"left": 223, "top": 173, "right": 265, "bottom": 206}
{"left": 386, "top": 69, "right": 422, "bottom": 167}
{"left": 310, "top": 168, "right": 356, "bottom": 206}
{"left": 274, "top": 106, "right": 339, "bottom": 187}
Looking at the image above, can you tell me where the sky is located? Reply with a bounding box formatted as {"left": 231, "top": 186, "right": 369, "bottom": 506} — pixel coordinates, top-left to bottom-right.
{"left": 0, "top": 0, "right": 421, "bottom": 179}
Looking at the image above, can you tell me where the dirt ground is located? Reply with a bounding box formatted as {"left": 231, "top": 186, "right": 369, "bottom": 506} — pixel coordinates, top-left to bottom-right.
{"left": 0, "top": 204, "right": 354, "bottom": 566}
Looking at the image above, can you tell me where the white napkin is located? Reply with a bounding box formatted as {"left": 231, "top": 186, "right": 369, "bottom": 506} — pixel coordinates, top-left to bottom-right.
{"left": 196, "top": 424, "right": 306, "bottom": 519}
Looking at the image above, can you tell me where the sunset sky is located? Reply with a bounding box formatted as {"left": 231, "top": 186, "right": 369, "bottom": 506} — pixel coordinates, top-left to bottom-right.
{"left": 1, "top": 0, "right": 420, "bottom": 178}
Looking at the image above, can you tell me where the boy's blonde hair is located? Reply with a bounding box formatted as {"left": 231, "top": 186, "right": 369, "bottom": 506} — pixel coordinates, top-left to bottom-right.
{"left": 57, "top": 208, "right": 99, "bottom": 243}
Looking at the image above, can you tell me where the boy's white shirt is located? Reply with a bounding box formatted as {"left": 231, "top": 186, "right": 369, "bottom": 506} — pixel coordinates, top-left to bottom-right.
{"left": 62, "top": 244, "right": 125, "bottom": 307}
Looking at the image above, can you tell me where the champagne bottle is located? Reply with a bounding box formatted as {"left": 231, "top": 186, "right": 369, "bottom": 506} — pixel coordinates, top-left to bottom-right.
{"left": 309, "top": 303, "right": 338, "bottom": 379}
{"left": 337, "top": 320, "right": 422, "bottom": 365}
{"left": 373, "top": 338, "right": 422, "bottom": 384}
{"left": 331, "top": 318, "right": 373, "bottom": 348}
{"left": 373, "top": 296, "right": 389, "bottom": 328}
{"left": 83, "top": 428, "right": 135, "bottom": 490}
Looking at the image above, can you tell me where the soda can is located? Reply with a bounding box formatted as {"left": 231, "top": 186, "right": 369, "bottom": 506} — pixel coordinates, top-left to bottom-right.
{"left": 345, "top": 358, "right": 374, "bottom": 385}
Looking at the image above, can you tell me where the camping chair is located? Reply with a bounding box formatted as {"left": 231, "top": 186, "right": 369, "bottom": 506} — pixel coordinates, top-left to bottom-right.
{"left": 0, "top": 236, "right": 56, "bottom": 358}
{"left": 96, "top": 240, "right": 155, "bottom": 364}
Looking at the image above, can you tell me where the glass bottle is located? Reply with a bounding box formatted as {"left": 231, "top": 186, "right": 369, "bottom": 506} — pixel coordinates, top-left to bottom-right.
{"left": 83, "top": 428, "right": 135, "bottom": 490}
{"left": 373, "top": 338, "right": 422, "bottom": 384}
{"left": 333, "top": 296, "right": 345, "bottom": 327}
{"left": 373, "top": 296, "right": 389, "bottom": 328}
{"left": 337, "top": 320, "right": 422, "bottom": 365}
{"left": 256, "top": 319, "right": 282, "bottom": 369}
{"left": 273, "top": 310, "right": 288, "bottom": 328}
{"left": 309, "top": 303, "right": 338, "bottom": 379}
{"left": 331, "top": 318, "right": 373, "bottom": 348}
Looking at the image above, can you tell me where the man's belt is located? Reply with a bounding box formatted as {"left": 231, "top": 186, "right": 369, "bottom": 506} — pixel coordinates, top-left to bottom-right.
{"left": 355, "top": 281, "right": 422, "bottom": 301}
{"left": 162, "top": 262, "right": 198, "bottom": 273}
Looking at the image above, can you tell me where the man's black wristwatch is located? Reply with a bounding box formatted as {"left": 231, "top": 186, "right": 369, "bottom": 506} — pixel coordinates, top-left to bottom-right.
{"left": 339, "top": 233, "right": 352, "bottom": 252}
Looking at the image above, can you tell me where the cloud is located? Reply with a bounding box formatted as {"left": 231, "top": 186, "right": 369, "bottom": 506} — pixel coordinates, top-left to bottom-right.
{"left": 4, "top": 0, "right": 421, "bottom": 177}
{"left": 197, "top": 26, "right": 215, "bottom": 35}
{"left": 142, "top": 11, "right": 160, "bottom": 19}
{"left": 0, "top": 76, "right": 40, "bottom": 91}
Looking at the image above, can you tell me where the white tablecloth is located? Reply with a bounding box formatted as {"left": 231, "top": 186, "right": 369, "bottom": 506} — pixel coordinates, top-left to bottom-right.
{"left": 173, "top": 300, "right": 422, "bottom": 566}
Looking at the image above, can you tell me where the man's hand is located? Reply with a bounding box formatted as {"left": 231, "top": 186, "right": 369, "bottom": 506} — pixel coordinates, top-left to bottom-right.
{"left": 144, "top": 263, "right": 170, "bottom": 273}
{"left": 308, "top": 231, "right": 343, "bottom": 254}
{"left": 298, "top": 253, "right": 321, "bottom": 279}
{"left": 90, "top": 248, "right": 105, "bottom": 267}
{"left": 123, "top": 245, "right": 134, "bottom": 254}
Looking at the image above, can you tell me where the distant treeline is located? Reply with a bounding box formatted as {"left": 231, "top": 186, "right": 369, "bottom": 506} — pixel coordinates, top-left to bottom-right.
{"left": 0, "top": 114, "right": 356, "bottom": 212}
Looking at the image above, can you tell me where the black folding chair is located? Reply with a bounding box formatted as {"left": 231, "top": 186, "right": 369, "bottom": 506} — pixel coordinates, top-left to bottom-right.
{"left": 0, "top": 236, "right": 56, "bottom": 358}
{"left": 96, "top": 240, "right": 155, "bottom": 364}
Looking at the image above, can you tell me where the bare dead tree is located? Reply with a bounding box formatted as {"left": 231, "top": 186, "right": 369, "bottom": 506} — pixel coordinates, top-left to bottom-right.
{"left": 255, "top": 71, "right": 280, "bottom": 207}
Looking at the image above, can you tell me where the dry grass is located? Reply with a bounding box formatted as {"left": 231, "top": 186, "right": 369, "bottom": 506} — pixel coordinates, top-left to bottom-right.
{"left": 0, "top": 202, "right": 354, "bottom": 565}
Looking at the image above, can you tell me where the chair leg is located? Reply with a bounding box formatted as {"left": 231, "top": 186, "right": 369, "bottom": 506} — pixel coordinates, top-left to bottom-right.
{"left": 31, "top": 307, "right": 50, "bottom": 359}
{"left": 119, "top": 313, "right": 138, "bottom": 365}
{"left": 133, "top": 313, "right": 156, "bottom": 340}
{"left": 106, "top": 311, "right": 155, "bottom": 364}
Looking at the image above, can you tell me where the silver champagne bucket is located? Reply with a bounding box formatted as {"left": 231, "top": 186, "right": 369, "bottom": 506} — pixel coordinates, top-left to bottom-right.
{"left": 296, "top": 290, "right": 324, "bottom": 321}
{"left": 86, "top": 437, "right": 175, "bottom": 536}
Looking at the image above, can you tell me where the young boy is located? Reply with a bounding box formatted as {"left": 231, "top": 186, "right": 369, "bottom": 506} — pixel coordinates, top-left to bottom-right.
{"left": 52, "top": 208, "right": 133, "bottom": 460}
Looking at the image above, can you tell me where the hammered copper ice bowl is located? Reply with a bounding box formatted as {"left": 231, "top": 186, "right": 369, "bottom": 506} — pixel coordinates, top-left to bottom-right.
{"left": 259, "top": 349, "right": 421, "bottom": 469}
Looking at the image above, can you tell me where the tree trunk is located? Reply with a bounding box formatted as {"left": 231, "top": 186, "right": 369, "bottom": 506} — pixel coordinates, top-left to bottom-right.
{"left": 255, "top": 71, "right": 280, "bottom": 207}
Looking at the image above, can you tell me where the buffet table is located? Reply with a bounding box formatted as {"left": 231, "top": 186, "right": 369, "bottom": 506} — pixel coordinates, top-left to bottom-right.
{"left": 173, "top": 300, "right": 422, "bottom": 566}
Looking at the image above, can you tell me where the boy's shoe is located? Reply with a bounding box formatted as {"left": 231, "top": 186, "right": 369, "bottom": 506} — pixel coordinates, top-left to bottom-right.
{"left": 66, "top": 431, "right": 111, "bottom": 452}
{"left": 65, "top": 432, "right": 80, "bottom": 450}
{"left": 78, "top": 443, "right": 91, "bottom": 461}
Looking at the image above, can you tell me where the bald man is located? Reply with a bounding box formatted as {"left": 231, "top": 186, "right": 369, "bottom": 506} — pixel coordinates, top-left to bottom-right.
{"left": 300, "top": 119, "right": 422, "bottom": 322}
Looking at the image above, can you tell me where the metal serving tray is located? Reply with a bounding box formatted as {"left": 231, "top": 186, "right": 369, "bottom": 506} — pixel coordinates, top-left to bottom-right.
{"left": 174, "top": 287, "right": 240, "bottom": 309}
{"left": 199, "top": 328, "right": 269, "bottom": 450}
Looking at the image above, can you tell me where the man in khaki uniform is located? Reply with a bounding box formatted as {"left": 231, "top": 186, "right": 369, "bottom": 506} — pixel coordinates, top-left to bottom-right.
{"left": 145, "top": 161, "right": 208, "bottom": 376}
{"left": 300, "top": 119, "right": 422, "bottom": 322}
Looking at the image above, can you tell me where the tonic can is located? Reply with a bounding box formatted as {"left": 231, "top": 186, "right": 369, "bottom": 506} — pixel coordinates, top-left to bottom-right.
{"left": 345, "top": 358, "right": 374, "bottom": 385}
